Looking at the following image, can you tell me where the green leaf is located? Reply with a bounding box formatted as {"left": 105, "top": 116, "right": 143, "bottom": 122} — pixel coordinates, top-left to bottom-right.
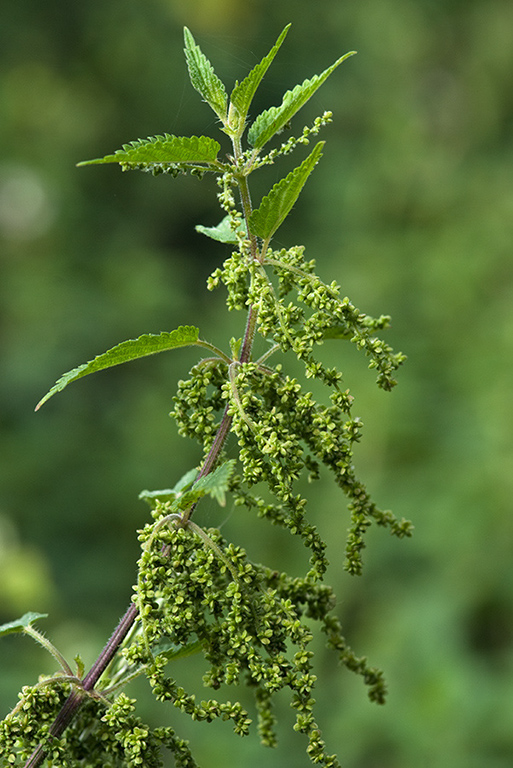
{"left": 249, "top": 142, "right": 324, "bottom": 241}
{"left": 140, "top": 462, "right": 235, "bottom": 510}
{"left": 139, "top": 468, "right": 199, "bottom": 507}
{"left": 194, "top": 459, "right": 236, "bottom": 506}
{"left": 36, "top": 327, "right": 200, "bottom": 410}
{"left": 195, "top": 215, "right": 246, "bottom": 244}
{"left": 152, "top": 637, "right": 203, "bottom": 662}
{"left": 0, "top": 612, "right": 48, "bottom": 637}
{"left": 184, "top": 27, "right": 228, "bottom": 122}
{"left": 139, "top": 489, "right": 183, "bottom": 506}
{"left": 171, "top": 468, "right": 200, "bottom": 496}
{"left": 228, "top": 24, "right": 291, "bottom": 135}
{"left": 229, "top": 337, "right": 242, "bottom": 358}
{"left": 247, "top": 50, "right": 355, "bottom": 149}
{"left": 323, "top": 325, "right": 353, "bottom": 340}
{"left": 77, "top": 134, "right": 221, "bottom": 169}
{"left": 74, "top": 654, "right": 85, "bottom": 678}
{"left": 144, "top": 461, "right": 236, "bottom": 517}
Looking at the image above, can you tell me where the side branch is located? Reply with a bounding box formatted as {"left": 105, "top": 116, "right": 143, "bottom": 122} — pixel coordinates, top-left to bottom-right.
{"left": 24, "top": 355, "right": 240, "bottom": 766}
{"left": 24, "top": 602, "right": 139, "bottom": 768}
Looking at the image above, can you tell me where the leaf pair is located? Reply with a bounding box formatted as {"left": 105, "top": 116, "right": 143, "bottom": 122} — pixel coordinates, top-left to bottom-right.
{"left": 79, "top": 25, "right": 354, "bottom": 169}
{"left": 183, "top": 25, "right": 291, "bottom": 140}
{"left": 184, "top": 24, "right": 355, "bottom": 148}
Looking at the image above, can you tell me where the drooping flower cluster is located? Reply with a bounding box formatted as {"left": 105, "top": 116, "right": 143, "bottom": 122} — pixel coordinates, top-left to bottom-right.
{"left": 122, "top": 521, "right": 387, "bottom": 767}
{"left": 176, "top": 241, "right": 411, "bottom": 575}
{"left": 0, "top": 24, "right": 412, "bottom": 768}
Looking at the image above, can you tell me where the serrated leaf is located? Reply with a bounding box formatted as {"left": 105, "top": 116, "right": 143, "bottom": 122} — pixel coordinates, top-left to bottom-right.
{"left": 0, "top": 612, "right": 48, "bottom": 637}
{"left": 195, "top": 215, "right": 246, "bottom": 244}
{"left": 77, "top": 134, "right": 221, "bottom": 169}
{"left": 139, "top": 468, "right": 199, "bottom": 507}
{"left": 184, "top": 27, "right": 228, "bottom": 122}
{"left": 171, "top": 467, "right": 200, "bottom": 496}
{"left": 152, "top": 637, "right": 203, "bottom": 661}
{"left": 36, "top": 327, "right": 200, "bottom": 410}
{"left": 228, "top": 24, "right": 291, "bottom": 135}
{"left": 249, "top": 142, "right": 324, "bottom": 241}
{"left": 247, "top": 50, "right": 355, "bottom": 149}
{"left": 144, "top": 461, "right": 235, "bottom": 514}
{"left": 194, "top": 459, "right": 236, "bottom": 506}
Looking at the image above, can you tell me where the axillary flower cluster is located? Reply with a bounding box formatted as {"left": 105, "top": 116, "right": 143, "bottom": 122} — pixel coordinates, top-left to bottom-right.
{"left": 1, "top": 24, "right": 412, "bottom": 768}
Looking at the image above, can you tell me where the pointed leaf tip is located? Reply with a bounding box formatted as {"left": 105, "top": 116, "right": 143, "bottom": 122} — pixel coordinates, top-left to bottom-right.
{"left": 249, "top": 141, "right": 324, "bottom": 242}
{"left": 77, "top": 135, "right": 221, "bottom": 170}
{"left": 183, "top": 27, "right": 228, "bottom": 122}
{"left": 248, "top": 49, "right": 356, "bottom": 149}
{"left": 195, "top": 215, "right": 246, "bottom": 244}
{"left": 228, "top": 24, "right": 292, "bottom": 136}
{"left": 35, "top": 327, "right": 200, "bottom": 410}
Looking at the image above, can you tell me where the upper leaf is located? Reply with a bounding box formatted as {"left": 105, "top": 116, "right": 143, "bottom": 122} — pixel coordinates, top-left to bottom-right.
{"left": 0, "top": 612, "right": 48, "bottom": 637}
{"left": 247, "top": 50, "right": 355, "bottom": 149}
{"left": 249, "top": 141, "right": 324, "bottom": 242}
{"left": 35, "top": 327, "right": 200, "bottom": 410}
{"left": 227, "top": 24, "right": 291, "bottom": 136}
{"left": 77, "top": 134, "right": 221, "bottom": 170}
{"left": 184, "top": 27, "right": 228, "bottom": 122}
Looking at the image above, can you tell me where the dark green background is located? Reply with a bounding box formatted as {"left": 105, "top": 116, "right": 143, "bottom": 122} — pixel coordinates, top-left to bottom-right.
{"left": 1, "top": 1, "right": 513, "bottom": 766}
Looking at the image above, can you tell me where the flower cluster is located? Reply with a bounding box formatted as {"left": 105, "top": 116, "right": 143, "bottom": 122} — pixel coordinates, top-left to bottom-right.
{"left": 175, "top": 239, "right": 411, "bottom": 574}
{"left": 170, "top": 360, "right": 228, "bottom": 456}
{"left": 249, "top": 112, "right": 334, "bottom": 170}
{"left": 0, "top": 26, "right": 412, "bottom": 768}
{"left": 0, "top": 682, "right": 68, "bottom": 766}
{"left": 121, "top": 521, "right": 384, "bottom": 766}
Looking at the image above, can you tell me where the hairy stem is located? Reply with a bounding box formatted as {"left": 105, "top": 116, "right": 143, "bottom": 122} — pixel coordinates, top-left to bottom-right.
{"left": 24, "top": 152, "right": 261, "bottom": 768}
{"left": 24, "top": 626, "right": 74, "bottom": 678}
{"left": 23, "top": 390, "right": 235, "bottom": 767}
{"left": 24, "top": 602, "right": 139, "bottom": 768}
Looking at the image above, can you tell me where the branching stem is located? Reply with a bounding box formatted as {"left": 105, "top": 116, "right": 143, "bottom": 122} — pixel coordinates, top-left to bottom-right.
{"left": 10, "top": 36, "right": 401, "bottom": 766}
{"left": 24, "top": 601, "right": 139, "bottom": 768}
{"left": 23, "top": 146, "right": 261, "bottom": 768}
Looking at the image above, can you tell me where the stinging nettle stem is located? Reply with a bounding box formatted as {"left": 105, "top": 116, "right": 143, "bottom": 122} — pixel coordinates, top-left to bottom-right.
{"left": 24, "top": 146, "right": 263, "bottom": 765}
{"left": 23, "top": 281, "right": 254, "bottom": 765}
{"left": 24, "top": 601, "right": 139, "bottom": 768}
{"left": 4, "top": 25, "right": 410, "bottom": 768}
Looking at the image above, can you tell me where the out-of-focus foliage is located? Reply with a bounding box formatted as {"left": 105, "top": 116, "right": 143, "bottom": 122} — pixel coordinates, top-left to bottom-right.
{"left": 1, "top": 0, "right": 512, "bottom": 766}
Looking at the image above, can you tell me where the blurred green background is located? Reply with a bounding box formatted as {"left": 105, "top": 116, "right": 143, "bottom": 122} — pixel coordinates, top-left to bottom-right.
{"left": 1, "top": 0, "right": 513, "bottom": 766}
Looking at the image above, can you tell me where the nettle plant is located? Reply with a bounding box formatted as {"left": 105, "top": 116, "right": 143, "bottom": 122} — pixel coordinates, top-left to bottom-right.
{"left": 1, "top": 25, "right": 411, "bottom": 768}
